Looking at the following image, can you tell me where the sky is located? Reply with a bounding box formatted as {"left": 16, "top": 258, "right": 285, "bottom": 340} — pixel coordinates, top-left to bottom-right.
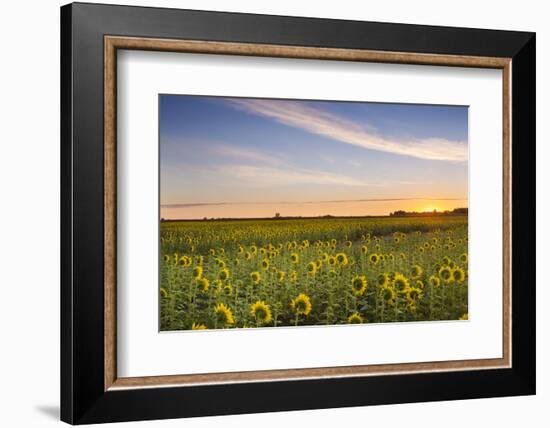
{"left": 159, "top": 95, "right": 468, "bottom": 219}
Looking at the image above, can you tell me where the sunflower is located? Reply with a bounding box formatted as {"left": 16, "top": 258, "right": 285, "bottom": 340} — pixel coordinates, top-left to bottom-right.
{"left": 347, "top": 313, "right": 363, "bottom": 324}
{"left": 336, "top": 253, "right": 349, "bottom": 266}
{"left": 218, "top": 268, "right": 230, "bottom": 281}
{"left": 233, "top": 258, "right": 240, "bottom": 267}
{"left": 289, "top": 270, "right": 298, "bottom": 283}
{"left": 361, "top": 245, "right": 368, "bottom": 255}
{"left": 392, "top": 273, "right": 410, "bottom": 294}
{"left": 410, "top": 265, "right": 423, "bottom": 280}
{"left": 369, "top": 253, "right": 380, "bottom": 265}
{"left": 291, "top": 293, "right": 312, "bottom": 316}
{"left": 290, "top": 253, "right": 299, "bottom": 264}
{"left": 428, "top": 275, "right": 441, "bottom": 287}
{"left": 452, "top": 267, "right": 466, "bottom": 283}
{"left": 163, "top": 254, "right": 170, "bottom": 263}
{"left": 196, "top": 278, "right": 209, "bottom": 293}
{"left": 244, "top": 252, "right": 252, "bottom": 260}
{"left": 214, "top": 303, "right": 234, "bottom": 326}
{"left": 394, "top": 237, "right": 400, "bottom": 244}
{"left": 307, "top": 261, "right": 318, "bottom": 275}
{"left": 191, "top": 322, "right": 207, "bottom": 330}
{"left": 209, "top": 248, "right": 216, "bottom": 256}
{"left": 216, "top": 258, "right": 226, "bottom": 269}
{"left": 223, "top": 284, "right": 233, "bottom": 296}
{"left": 195, "top": 255, "right": 204, "bottom": 265}
{"left": 160, "top": 287, "right": 168, "bottom": 299}
{"left": 250, "top": 300, "right": 272, "bottom": 324}
{"left": 345, "top": 240, "right": 352, "bottom": 248}
{"left": 459, "top": 313, "right": 469, "bottom": 320}
{"left": 237, "top": 246, "right": 244, "bottom": 254}
{"left": 277, "top": 271, "right": 285, "bottom": 282}
{"left": 250, "top": 245, "right": 257, "bottom": 254}
{"left": 178, "top": 255, "right": 192, "bottom": 267}
{"left": 459, "top": 253, "right": 468, "bottom": 264}
{"left": 377, "top": 273, "right": 390, "bottom": 287}
{"left": 328, "top": 256, "right": 336, "bottom": 266}
{"left": 192, "top": 265, "right": 203, "bottom": 279}
{"left": 442, "top": 256, "right": 451, "bottom": 266}
{"left": 415, "top": 280, "right": 424, "bottom": 289}
{"left": 351, "top": 275, "right": 368, "bottom": 296}
{"left": 261, "top": 259, "right": 270, "bottom": 270}
{"left": 250, "top": 271, "right": 261, "bottom": 284}
{"left": 407, "top": 287, "right": 422, "bottom": 304}
{"left": 380, "top": 285, "right": 396, "bottom": 303}
{"left": 438, "top": 266, "right": 453, "bottom": 283}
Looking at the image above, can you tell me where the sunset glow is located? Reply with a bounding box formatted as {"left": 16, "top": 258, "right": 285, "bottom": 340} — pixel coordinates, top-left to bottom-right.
{"left": 160, "top": 95, "right": 468, "bottom": 219}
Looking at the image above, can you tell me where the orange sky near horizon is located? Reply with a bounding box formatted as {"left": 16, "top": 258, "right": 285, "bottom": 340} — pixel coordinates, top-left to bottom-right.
{"left": 160, "top": 198, "right": 468, "bottom": 220}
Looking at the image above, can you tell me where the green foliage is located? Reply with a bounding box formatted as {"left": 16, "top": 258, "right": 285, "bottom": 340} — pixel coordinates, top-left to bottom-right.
{"left": 160, "top": 216, "right": 468, "bottom": 330}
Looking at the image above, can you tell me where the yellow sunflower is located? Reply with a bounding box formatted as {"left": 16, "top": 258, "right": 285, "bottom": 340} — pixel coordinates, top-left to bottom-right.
{"left": 377, "top": 273, "right": 390, "bottom": 287}
{"left": 307, "top": 261, "right": 318, "bottom": 275}
{"left": 290, "top": 253, "right": 299, "bottom": 264}
{"left": 196, "top": 277, "right": 209, "bottom": 293}
{"left": 291, "top": 293, "right": 312, "bottom": 316}
{"left": 380, "top": 285, "right": 396, "bottom": 303}
{"left": 191, "top": 322, "right": 207, "bottom": 330}
{"left": 392, "top": 273, "right": 410, "bottom": 294}
{"left": 347, "top": 313, "right": 363, "bottom": 324}
{"left": 428, "top": 275, "right": 441, "bottom": 287}
{"left": 250, "top": 271, "right": 261, "bottom": 284}
{"left": 351, "top": 275, "right": 368, "bottom": 296}
{"left": 192, "top": 265, "right": 203, "bottom": 279}
{"left": 336, "top": 253, "right": 349, "bottom": 266}
{"left": 407, "top": 287, "right": 422, "bottom": 304}
{"left": 214, "top": 303, "right": 234, "bottom": 326}
{"left": 453, "top": 267, "right": 466, "bottom": 283}
{"left": 250, "top": 300, "right": 272, "bottom": 324}
{"left": 438, "top": 266, "right": 453, "bottom": 283}
{"left": 410, "top": 265, "right": 423, "bottom": 280}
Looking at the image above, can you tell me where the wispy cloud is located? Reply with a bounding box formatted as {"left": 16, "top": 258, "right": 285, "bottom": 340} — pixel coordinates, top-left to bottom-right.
{"left": 227, "top": 99, "right": 467, "bottom": 162}
{"left": 208, "top": 144, "right": 281, "bottom": 166}
{"left": 216, "top": 164, "right": 371, "bottom": 187}
{"left": 161, "top": 196, "right": 467, "bottom": 208}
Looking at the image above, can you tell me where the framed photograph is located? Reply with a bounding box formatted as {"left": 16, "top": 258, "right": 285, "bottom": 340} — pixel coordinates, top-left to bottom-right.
{"left": 61, "top": 2, "right": 535, "bottom": 424}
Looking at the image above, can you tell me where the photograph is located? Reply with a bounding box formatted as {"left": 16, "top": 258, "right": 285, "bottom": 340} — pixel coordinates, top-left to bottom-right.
{"left": 159, "top": 95, "right": 469, "bottom": 331}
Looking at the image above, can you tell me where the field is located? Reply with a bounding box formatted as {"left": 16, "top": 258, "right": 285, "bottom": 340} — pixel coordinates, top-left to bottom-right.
{"left": 160, "top": 216, "right": 468, "bottom": 331}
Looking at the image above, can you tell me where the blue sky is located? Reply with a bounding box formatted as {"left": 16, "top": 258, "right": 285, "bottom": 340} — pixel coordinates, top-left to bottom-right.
{"left": 159, "top": 95, "right": 468, "bottom": 219}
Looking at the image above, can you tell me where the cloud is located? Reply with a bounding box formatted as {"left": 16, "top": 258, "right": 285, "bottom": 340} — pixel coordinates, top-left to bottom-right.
{"left": 216, "top": 164, "right": 370, "bottom": 187}
{"left": 161, "top": 196, "right": 467, "bottom": 208}
{"left": 227, "top": 99, "right": 467, "bottom": 162}
{"left": 208, "top": 144, "right": 281, "bottom": 166}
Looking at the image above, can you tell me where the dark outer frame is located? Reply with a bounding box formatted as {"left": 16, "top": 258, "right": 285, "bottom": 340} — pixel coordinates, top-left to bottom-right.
{"left": 61, "top": 2, "right": 536, "bottom": 424}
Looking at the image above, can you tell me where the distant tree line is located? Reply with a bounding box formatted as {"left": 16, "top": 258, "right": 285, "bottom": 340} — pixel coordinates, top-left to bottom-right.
{"left": 390, "top": 208, "right": 468, "bottom": 217}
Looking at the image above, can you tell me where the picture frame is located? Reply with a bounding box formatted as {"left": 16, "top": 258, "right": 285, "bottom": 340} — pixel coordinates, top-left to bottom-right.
{"left": 61, "top": 2, "right": 535, "bottom": 424}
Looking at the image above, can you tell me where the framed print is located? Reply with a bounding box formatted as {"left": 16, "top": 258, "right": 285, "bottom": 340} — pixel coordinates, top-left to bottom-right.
{"left": 60, "top": 2, "right": 536, "bottom": 424}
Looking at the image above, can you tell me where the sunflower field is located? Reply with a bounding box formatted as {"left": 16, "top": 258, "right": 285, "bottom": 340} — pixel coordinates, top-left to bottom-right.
{"left": 160, "top": 216, "right": 468, "bottom": 331}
